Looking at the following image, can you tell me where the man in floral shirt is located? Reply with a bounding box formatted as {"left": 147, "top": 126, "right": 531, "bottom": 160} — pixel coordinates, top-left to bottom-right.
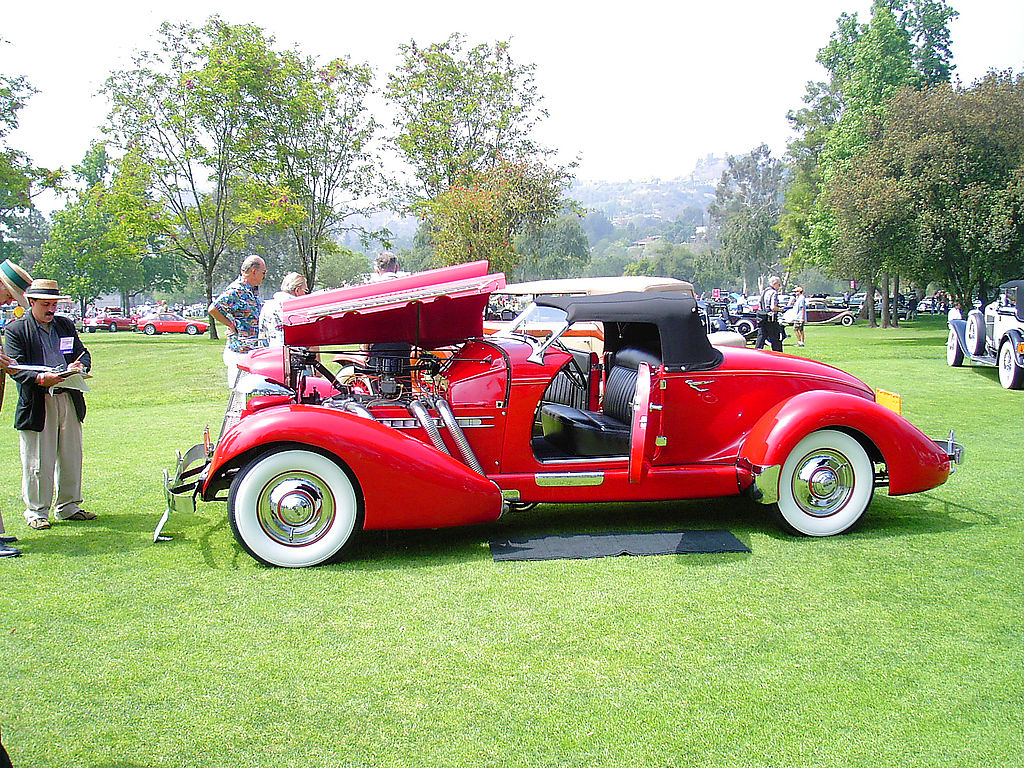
{"left": 208, "top": 255, "right": 267, "bottom": 387}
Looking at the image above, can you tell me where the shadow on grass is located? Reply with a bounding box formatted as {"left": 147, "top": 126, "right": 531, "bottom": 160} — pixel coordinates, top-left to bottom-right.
{"left": 145, "top": 491, "right": 988, "bottom": 571}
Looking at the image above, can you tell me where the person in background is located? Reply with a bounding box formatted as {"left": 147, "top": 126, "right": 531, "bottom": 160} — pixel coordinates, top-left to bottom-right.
{"left": 208, "top": 255, "right": 267, "bottom": 387}
{"left": 365, "top": 252, "right": 411, "bottom": 384}
{"left": 4, "top": 279, "right": 94, "bottom": 531}
{"left": 791, "top": 285, "right": 807, "bottom": 347}
{"left": 0, "top": 259, "right": 33, "bottom": 556}
{"left": 258, "top": 272, "right": 308, "bottom": 347}
{"left": 755, "top": 276, "right": 784, "bottom": 352}
{"left": 947, "top": 302, "right": 962, "bottom": 322}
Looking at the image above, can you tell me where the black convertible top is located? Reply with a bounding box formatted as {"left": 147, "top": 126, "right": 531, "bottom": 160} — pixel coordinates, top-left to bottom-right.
{"left": 1000, "top": 280, "right": 1024, "bottom": 322}
{"left": 536, "top": 292, "right": 724, "bottom": 372}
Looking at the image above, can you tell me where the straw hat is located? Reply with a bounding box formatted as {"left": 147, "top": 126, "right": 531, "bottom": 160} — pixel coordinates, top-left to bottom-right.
{"left": 0, "top": 259, "right": 32, "bottom": 308}
{"left": 24, "top": 279, "right": 72, "bottom": 302}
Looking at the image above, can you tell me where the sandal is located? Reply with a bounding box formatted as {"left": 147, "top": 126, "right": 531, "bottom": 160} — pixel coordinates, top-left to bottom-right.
{"left": 59, "top": 509, "right": 97, "bottom": 521}
{"left": 28, "top": 517, "right": 51, "bottom": 530}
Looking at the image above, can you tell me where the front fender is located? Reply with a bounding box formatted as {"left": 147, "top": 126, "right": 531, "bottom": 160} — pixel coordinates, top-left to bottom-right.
{"left": 1002, "top": 328, "right": 1024, "bottom": 365}
{"left": 738, "top": 390, "right": 950, "bottom": 497}
{"left": 207, "top": 405, "right": 503, "bottom": 530}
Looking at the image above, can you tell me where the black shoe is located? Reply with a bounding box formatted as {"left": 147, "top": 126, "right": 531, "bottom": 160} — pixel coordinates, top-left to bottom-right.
{"left": 0, "top": 542, "right": 21, "bottom": 558}
{"left": 0, "top": 535, "right": 17, "bottom": 544}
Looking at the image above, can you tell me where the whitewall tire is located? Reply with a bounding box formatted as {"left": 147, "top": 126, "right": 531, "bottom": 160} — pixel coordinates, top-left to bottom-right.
{"left": 229, "top": 448, "right": 361, "bottom": 567}
{"left": 774, "top": 429, "right": 874, "bottom": 536}
{"left": 998, "top": 339, "right": 1024, "bottom": 390}
{"left": 946, "top": 329, "right": 964, "bottom": 367}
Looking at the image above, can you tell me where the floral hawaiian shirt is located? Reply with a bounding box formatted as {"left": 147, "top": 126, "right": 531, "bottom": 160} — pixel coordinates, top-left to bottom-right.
{"left": 212, "top": 277, "right": 265, "bottom": 353}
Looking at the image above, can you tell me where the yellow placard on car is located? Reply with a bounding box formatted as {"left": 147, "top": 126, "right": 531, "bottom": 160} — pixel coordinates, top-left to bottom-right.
{"left": 875, "top": 388, "right": 903, "bottom": 415}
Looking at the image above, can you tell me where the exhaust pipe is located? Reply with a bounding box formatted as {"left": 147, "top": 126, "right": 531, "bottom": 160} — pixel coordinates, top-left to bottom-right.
{"left": 433, "top": 398, "right": 485, "bottom": 475}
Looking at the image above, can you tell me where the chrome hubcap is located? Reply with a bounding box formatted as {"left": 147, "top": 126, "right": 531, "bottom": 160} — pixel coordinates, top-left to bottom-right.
{"left": 257, "top": 473, "right": 334, "bottom": 546}
{"left": 792, "top": 449, "right": 855, "bottom": 517}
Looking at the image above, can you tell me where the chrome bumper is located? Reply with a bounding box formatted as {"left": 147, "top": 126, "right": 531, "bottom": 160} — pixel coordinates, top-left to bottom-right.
{"left": 154, "top": 438, "right": 212, "bottom": 542}
{"left": 933, "top": 429, "right": 965, "bottom": 470}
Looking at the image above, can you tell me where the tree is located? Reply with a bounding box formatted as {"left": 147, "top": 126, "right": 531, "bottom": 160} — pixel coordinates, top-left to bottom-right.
{"left": 514, "top": 216, "right": 590, "bottom": 280}
{"left": 1, "top": 59, "right": 61, "bottom": 258}
{"left": 417, "top": 158, "right": 573, "bottom": 274}
{"left": 38, "top": 148, "right": 174, "bottom": 313}
{"left": 708, "top": 144, "right": 786, "bottom": 293}
{"left": 316, "top": 245, "right": 371, "bottom": 289}
{"left": 265, "top": 51, "right": 385, "bottom": 287}
{"left": 386, "top": 34, "right": 551, "bottom": 201}
{"left": 103, "top": 18, "right": 300, "bottom": 336}
{"left": 874, "top": 72, "right": 1024, "bottom": 306}
{"left": 624, "top": 241, "right": 697, "bottom": 282}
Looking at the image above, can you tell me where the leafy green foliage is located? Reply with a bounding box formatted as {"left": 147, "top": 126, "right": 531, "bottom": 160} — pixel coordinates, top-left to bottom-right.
{"left": 387, "top": 34, "right": 550, "bottom": 201}
{"left": 708, "top": 143, "right": 786, "bottom": 292}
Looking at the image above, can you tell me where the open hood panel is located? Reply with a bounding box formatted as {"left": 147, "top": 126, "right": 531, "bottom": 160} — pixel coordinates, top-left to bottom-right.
{"left": 280, "top": 261, "right": 505, "bottom": 348}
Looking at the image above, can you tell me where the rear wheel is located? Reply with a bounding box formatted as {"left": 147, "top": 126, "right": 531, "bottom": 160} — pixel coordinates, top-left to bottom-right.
{"left": 773, "top": 429, "right": 874, "bottom": 537}
{"left": 965, "top": 311, "right": 986, "bottom": 356}
{"left": 228, "top": 448, "right": 362, "bottom": 567}
{"left": 143, "top": 324, "right": 157, "bottom": 335}
{"left": 946, "top": 329, "right": 964, "bottom": 367}
{"left": 109, "top": 322, "right": 117, "bottom": 332}
{"left": 998, "top": 338, "right": 1024, "bottom": 390}
{"left": 840, "top": 315, "right": 855, "bottom": 327}
{"left": 735, "top": 318, "right": 756, "bottom": 338}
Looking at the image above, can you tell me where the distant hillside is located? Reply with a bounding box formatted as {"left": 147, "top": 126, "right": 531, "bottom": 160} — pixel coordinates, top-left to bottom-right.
{"left": 571, "top": 154, "right": 728, "bottom": 224}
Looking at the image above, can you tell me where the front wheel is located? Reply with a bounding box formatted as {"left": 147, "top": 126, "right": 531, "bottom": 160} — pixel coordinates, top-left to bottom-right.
{"left": 840, "top": 315, "right": 855, "bottom": 327}
{"left": 228, "top": 448, "right": 362, "bottom": 567}
{"left": 772, "top": 429, "right": 874, "bottom": 536}
{"left": 998, "top": 339, "right": 1024, "bottom": 390}
{"left": 965, "top": 310, "right": 986, "bottom": 356}
{"left": 109, "top": 322, "right": 118, "bottom": 333}
{"left": 185, "top": 324, "right": 199, "bottom": 335}
{"left": 143, "top": 324, "right": 157, "bottom": 335}
{"left": 946, "top": 329, "right": 964, "bottom": 367}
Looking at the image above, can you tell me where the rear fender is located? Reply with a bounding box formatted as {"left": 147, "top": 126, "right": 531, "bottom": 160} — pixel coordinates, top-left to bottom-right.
{"left": 738, "top": 390, "right": 950, "bottom": 497}
{"left": 207, "top": 405, "right": 503, "bottom": 530}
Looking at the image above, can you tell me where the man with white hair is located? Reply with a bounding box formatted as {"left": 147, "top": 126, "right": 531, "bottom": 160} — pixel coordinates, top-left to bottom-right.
{"left": 755, "top": 275, "right": 784, "bottom": 352}
{"left": 208, "top": 255, "right": 267, "bottom": 387}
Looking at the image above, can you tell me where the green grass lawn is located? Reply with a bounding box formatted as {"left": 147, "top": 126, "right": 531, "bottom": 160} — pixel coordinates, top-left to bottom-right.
{"left": 1, "top": 318, "right": 1021, "bottom": 767}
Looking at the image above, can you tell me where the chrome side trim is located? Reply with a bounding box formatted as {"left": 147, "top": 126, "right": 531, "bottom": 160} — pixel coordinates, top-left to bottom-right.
{"left": 501, "top": 489, "right": 521, "bottom": 502}
{"left": 534, "top": 472, "right": 605, "bottom": 487}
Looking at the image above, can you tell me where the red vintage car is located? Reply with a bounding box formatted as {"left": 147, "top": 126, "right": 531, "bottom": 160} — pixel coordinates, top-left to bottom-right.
{"left": 137, "top": 312, "right": 209, "bottom": 336}
{"left": 84, "top": 310, "right": 135, "bottom": 333}
{"left": 160, "top": 261, "right": 962, "bottom": 567}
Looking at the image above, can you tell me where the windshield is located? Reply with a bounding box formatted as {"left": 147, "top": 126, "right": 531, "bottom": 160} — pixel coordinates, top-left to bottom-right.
{"left": 494, "top": 302, "right": 568, "bottom": 337}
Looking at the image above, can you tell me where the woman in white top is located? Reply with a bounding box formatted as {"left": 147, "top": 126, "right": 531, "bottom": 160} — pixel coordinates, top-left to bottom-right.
{"left": 258, "top": 272, "right": 308, "bottom": 346}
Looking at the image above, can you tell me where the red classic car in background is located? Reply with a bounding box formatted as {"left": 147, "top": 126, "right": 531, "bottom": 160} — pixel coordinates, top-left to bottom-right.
{"left": 161, "top": 261, "right": 963, "bottom": 567}
{"left": 84, "top": 309, "right": 135, "bottom": 333}
{"left": 137, "top": 312, "right": 210, "bottom": 336}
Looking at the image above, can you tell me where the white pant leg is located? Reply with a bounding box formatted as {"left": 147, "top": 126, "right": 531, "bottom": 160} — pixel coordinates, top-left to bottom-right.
{"left": 20, "top": 395, "right": 59, "bottom": 521}
{"left": 53, "top": 393, "right": 85, "bottom": 519}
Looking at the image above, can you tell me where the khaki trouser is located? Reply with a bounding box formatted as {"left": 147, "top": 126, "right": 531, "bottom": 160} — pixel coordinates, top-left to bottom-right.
{"left": 19, "top": 391, "right": 84, "bottom": 522}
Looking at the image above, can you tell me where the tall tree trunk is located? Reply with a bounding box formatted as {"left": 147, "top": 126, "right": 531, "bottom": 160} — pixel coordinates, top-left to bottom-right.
{"left": 880, "top": 273, "right": 891, "bottom": 328}
{"left": 206, "top": 263, "right": 219, "bottom": 341}
{"left": 866, "top": 276, "right": 878, "bottom": 327}
{"left": 892, "top": 272, "right": 900, "bottom": 328}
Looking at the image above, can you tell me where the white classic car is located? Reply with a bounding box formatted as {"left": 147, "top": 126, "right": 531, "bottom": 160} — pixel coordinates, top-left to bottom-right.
{"left": 947, "top": 280, "right": 1024, "bottom": 389}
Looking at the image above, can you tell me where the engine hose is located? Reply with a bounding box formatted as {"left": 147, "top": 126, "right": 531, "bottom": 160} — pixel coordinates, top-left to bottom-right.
{"left": 344, "top": 401, "right": 376, "bottom": 420}
{"left": 433, "top": 397, "right": 485, "bottom": 475}
{"left": 408, "top": 400, "right": 450, "bottom": 455}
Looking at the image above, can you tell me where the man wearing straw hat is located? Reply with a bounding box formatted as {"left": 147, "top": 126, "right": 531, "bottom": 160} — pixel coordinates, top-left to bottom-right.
{"left": 0, "top": 259, "right": 34, "bottom": 555}
{"left": 4, "top": 277, "right": 94, "bottom": 530}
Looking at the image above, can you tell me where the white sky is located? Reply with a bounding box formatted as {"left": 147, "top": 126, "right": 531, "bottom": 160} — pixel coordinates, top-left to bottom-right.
{"left": 2, "top": 0, "right": 1022, "bottom": 205}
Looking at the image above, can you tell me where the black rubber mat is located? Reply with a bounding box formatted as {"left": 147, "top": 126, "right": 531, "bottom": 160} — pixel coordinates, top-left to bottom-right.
{"left": 489, "top": 529, "right": 750, "bottom": 561}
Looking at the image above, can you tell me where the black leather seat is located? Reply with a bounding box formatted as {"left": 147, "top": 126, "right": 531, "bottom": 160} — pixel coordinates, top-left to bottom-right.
{"left": 539, "top": 347, "right": 661, "bottom": 457}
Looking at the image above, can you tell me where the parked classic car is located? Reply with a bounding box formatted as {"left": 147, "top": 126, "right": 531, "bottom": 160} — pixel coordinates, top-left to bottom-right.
{"left": 160, "top": 261, "right": 962, "bottom": 567}
{"left": 483, "top": 276, "right": 745, "bottom": 352}
{"left": 948, "top": 280, "right": 1024, "bottom": 389}
{"left": 85, "top": 310, "right": 135, "bottom": 333}
{"left": 783, "top": 299, "right": 857, "bottom": 327}
{"left": 137, "top": 312, "right": 210, "bottom": 336}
